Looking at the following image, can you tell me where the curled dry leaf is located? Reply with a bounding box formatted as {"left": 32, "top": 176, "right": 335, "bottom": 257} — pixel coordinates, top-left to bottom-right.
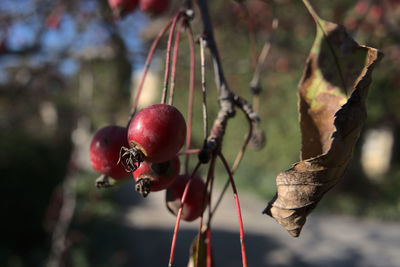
{"left": 263, "top": 7, "right": 383, "bottom": 237}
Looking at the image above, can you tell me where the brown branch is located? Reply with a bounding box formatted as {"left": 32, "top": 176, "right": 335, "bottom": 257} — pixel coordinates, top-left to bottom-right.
{"left": 195, "top": 0, "right": 259, "bottom": 160}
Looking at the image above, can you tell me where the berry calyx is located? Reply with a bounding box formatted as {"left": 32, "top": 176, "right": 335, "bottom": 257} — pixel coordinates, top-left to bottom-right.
{"left": 122, "top": 104, "right": 186, "bottom": 171}
{"left": 139, "top": 0, "right": 169, "bottom": 15}
{"left": 134, "top": 155, "right": 180, "bottom": 197}
{"left": 166, "top": 175, "right": 207, "bottom": 222}
{"left": 90, "top": 126, "right": 130, "bottom": 181}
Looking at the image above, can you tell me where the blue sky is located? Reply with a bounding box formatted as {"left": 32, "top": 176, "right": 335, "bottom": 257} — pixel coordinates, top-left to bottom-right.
{"left": 0, "top": 0, "right": 149, "bottom": 82}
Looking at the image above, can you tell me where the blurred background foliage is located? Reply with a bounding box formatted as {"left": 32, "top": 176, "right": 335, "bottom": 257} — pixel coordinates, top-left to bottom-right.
{"left": 0, "top": 0, "right": 399, "bottom": 266}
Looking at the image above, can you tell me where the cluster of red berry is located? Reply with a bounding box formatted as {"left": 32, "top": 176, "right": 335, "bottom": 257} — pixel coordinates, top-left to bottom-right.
{"left": 89, "top": 104, "right": 206, "bottom": 221}
{"left": 89, "top": 2, "right": 252, "bottom": 265}
{"left": 108, "top": 0, "right": 169, "bottom": 17}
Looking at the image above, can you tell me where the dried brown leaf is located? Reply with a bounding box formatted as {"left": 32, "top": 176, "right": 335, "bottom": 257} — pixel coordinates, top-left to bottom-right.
{"left": 263, "top": 4, "right": 383, "bottom": 237}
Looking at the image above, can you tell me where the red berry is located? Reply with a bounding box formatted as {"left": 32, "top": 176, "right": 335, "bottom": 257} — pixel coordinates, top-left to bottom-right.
{"left": 134, "top": 155, "right": 180, "bottom": 197}
{"left": 139, "top": 0, "right": 169, "bottom": 15}
{"left": 128, "top": 104, "right": 186, "bottom": 163}
{"left": 108, "top": 0, "right": 139, "bottom": 17}
{"left": 45, "top": 11, "right": 61, "bottom": 29}
{"left": 166, "top": 175, "right": 207, "bottom": 222}
{"left": 89, "top": 125, "right": 129, "bottom": 179}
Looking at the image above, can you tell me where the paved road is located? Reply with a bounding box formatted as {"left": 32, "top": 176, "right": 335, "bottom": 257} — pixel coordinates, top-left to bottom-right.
{"left": 116, "top": 183, "right": 400, "bottom": 267}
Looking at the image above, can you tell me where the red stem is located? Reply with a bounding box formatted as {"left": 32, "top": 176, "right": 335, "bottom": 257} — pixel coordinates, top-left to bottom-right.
{"left": 178, "top": 148, "right": 201, "bottom": 156}
{"left": 161, "top": 12, "right": 183, "bottom": 104}
{"left": 168, "top": 161, "right": 202, "bottom": 267}
{"left": 129, "top": 19, "right": 172, "bottom": 125}
{"left": 195, "top": 222, "right": 204, "bottom": 267}
{"left": 206, "top": 227, "right": 212, "bottom": 267}
{"left": 218, "top": 153, "right": 248, "bottom": 267}
{"left": 209, "top": 110, "right": 253, "bottom": 220}
{"left": 185, "top": 22, "right": 196, "bottom": 174}
{"left": 168, "top": 18, "right": 185, "bottom": 105}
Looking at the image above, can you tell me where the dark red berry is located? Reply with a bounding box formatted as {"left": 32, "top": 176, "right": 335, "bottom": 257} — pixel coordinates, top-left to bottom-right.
{"left": 108, "top": 0, "right": 139, "bottom": 17}
{"left": 139, "top": 0, "right": 169, "bottom": 15}
{"left": 134, "top": 155, "right": 180, "bottom": 197}
{"left": 166, "top": 175, "right": 207, "bottom": 222}
{"left": 90, "top": 125, "right": 129, "bottom": 179}
{"left": 128, "top": 104, "right": 186, "bottom": 163}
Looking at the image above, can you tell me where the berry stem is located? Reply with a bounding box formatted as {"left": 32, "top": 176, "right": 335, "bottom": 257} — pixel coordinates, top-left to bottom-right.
{"left": 231, "top": 102, "right": 255, "bottom": 173}
{"left": 168, "top": 17, "right": 185, "bottom": 106}
{"left": 206, "top": 227, "right": 212, "bottom": 267}
{"left": 168, "top": 161, "right": 202, "bottom": 267}
{"left": 249, "top": 2, "right": 278, "bottom": 113}
{"left": 161, "top": 12, "right": 183, "bottom": 105}
{"left": 195, "top": 155, "right": 215, "bottom": 267}
{"left": 184, "top": 21, "right": 196, "bottom": 175}
{"left": 218, "top": 153, "right": 248, "bottom": 267}
{"left": 128, "top": 19, "right": 173, "bottom": 126}
{"left": 211, "top": 178, "right": 229, "bottom": 220}
{"left": 179, "top": 148, "right": 201, "bottom": 156}
{"left": 196, "top": 0, "right": 259, "bottom": 158}
{"left": 199, "top": 36, "right": 209, "bottom": 141}
{"left": 209, "top": 101, "right": 255, "bottom": 221}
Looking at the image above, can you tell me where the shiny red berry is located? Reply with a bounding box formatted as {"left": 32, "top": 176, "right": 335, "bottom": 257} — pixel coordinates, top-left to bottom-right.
{"left": 166, "top": 175, "right": 207, "bottom": 222}
{"left": 127, "top": 104, "right": 186, "bottom": 163}
{"left": 133, "top": 155, "right": 180, "bottom": 197}
{"left": 89, "top": 125, "right": 129, "bottom": 180}
{"left": 139, "top": 0, "right": 169, "bottom": 15}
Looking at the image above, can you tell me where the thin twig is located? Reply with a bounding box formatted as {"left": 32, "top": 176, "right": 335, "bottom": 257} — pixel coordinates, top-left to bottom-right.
{"left": 179, "top": 148, "right": 201, "bottom": 156}
{"left": 196, "top": 0, "right": 235, "bottom": 137}
{"left": 161, "top": 12, "right": 184, "bottom": 104}
{"left": 206, "top": 227, "right": 212, "bottom": 267}
{"left": 231, "top": 113, "right": 253, "bottom": 173}
{"left": 196, "top": 0, "right": 259, "bottom": 159}
{"left": 195, "top": 155, "right": 216, "bottom": 267}
{"left": 199, "top": 36, "right": 209, "bottom": 141}
{"left": 209, "top": 106, "right": 254, "bottom": 220}
{"left": 211, "top": 178, "right": 230, "bottom": 220}
{"left": 219, "top": 153, "right": 248, "bottom": 267}
{"left": 168, "top": 161, "right": 202, "bottom": 267}
{"left": 301, "top": 0, "right": 321, "bottom": 22}
{"left": 128, "top": 19, "right": 173, "bottom": 126}
{"left": 185, "top": 21, "right": 196, "bottom": 174}
{"left": 194, "top": 0, "right": 259, "bottom": 232}
{"left": 168, "top": 18, "right": 185, "bottom": 105}
{"left": 249, "top": 2, "right": 278, "bottom": 111}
